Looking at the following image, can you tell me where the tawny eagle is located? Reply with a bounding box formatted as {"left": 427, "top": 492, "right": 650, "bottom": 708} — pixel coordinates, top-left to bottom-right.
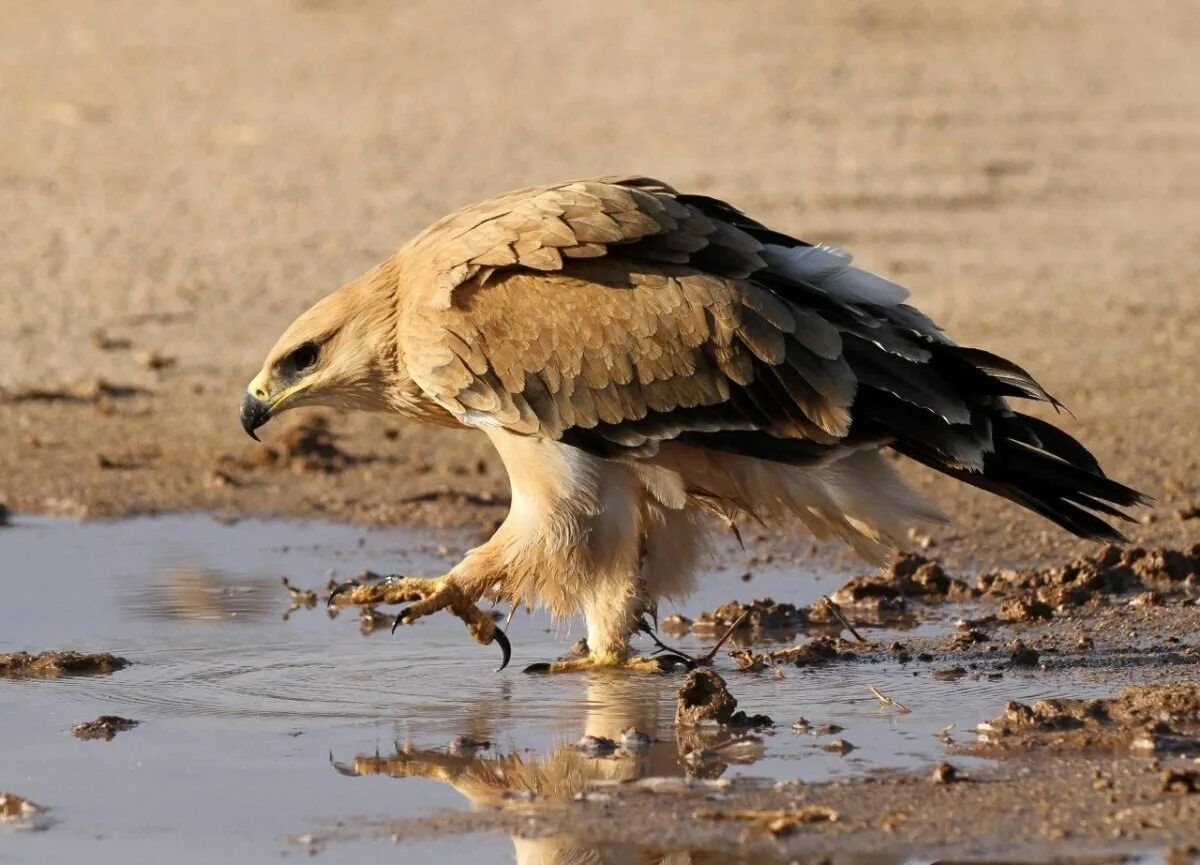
{"left": 241, "top": 176, "right": 1145, "bottom": 672}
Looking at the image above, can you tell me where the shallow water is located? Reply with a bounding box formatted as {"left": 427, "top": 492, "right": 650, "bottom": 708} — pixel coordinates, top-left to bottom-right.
{"left": 0, "top": 516, "right": 1155, "bottom": 863}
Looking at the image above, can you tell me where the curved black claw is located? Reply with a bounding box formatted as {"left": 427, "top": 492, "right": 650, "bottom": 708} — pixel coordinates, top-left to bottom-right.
{"left": 327, "top": 580, "right": 360, "bottom": 609}
{"left": 492, "top": 627, "right": 512, "bottom": 673}
{"left": 391, "top": 607, "right": 411, "bottom": 634}
{"left": 523, "top": 662, "right": 552, "bottom": 674}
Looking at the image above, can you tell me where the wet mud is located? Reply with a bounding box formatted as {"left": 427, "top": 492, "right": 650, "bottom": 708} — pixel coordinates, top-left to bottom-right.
{"left": 3, "top": 515, "right": 1199, "bottom": 863}
{"left": 70, "top": 715, "right": 139, "bottom": 741}
{"left": 675, "top": 668, "right": 774, "bottom": 728}
{"left": 972, "top": 684, "right": 1200, "bottom": 756}
{"left": 0, "top": 651, "right": 129, "bottom": 678}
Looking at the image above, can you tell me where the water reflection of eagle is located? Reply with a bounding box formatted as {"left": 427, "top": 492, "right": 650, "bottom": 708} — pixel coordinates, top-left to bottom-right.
{"left": 333, "top": 679, "right": 750, "bottom": 864}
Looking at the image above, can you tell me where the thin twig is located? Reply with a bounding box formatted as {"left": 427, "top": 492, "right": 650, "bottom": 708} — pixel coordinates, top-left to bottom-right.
{"left": 638, "top": 609, "right": 750, "bottom": 667}
{"left": 698, "top": 610, "right": 750, "bottom": 664}
{"left": 820, "top": 595, "right": 866, "bottom": 643}
{"left": 867, "top": 683, "right": 911, "bottom": 714}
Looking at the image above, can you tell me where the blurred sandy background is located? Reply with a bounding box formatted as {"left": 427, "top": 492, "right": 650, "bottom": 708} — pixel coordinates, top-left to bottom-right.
{"left": 1, "top": 0, "right": 1196, "bottom": 565}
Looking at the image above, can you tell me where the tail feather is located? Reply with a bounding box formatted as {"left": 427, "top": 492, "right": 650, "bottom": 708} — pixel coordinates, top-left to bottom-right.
{"left": 859, "top": 340, "right": 1148, "bottom": 545}
{"left": 893, "top": 428, "right": 1149, "bottom": 544}
{"left": 1006, "top": 411, "right": 1102, "bottom": 475}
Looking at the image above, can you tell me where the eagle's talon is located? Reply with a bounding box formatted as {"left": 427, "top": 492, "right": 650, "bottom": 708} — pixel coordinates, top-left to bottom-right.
{"left": 361, "top": 578, "right": 510, "bottom": 670}
{"left": 491, "top": 628, "right": 512, "bottom": 672}
{"left": 326, "top": 580, "right": 360, "bottom": 608}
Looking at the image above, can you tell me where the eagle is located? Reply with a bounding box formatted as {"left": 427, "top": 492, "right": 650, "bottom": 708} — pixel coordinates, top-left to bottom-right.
{"left": 241, "top": 176, "right": 1146, "bottom": 672}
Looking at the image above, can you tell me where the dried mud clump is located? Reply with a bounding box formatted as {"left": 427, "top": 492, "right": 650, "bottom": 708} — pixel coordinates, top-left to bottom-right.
{"left": 731, "top": 635, "right": 860, "bottom": 672}
{"left": 0, "top": 651, "right": 129, "bottom": 678}
{"left": 1124, "top": 544, "right": 1200, "bottom": 584}
{"left": 827, "top": 553, "right": 975, "bottom": 615}
{"left": 891, "top": 553, "right": 977, "bottom": 601}
{"left": 72, "top": 715, "right": 139, "bottom": 741}
{"left": 233, "top": 416, "right": 354, "bottom": 474}
{"left": 999, "top": 598, "right": 1055, "bottom": 622}
{"left": 930, "top": 761, "right": 962, "bottom": 784}
{"left": 782, "top": 637, "right": 850, "bottom": 666}
{"left": 691, "top": 597, "right": 805, "bottom": 634}
{"left": 950, "top": 622, "right": 991, "bottom": 649}
{"left": 974, "top": 683, "right": 1200, "bottom": 754}
{"left": 676, "top": 668, "right": 773, "bottom": 728}
{"left": 827, "top": 576, "right": 908, "bottom": 615}
{"left": 978, "top": 544, "right": 1200, "bottom": 610}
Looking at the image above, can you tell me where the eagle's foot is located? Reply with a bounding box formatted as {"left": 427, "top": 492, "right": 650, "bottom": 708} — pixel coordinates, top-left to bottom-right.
{"left": 328, "top": 575, "right": 511, "bottom": 671}
{"left": 523, "top": 652, "right": 693, "bottom": 675}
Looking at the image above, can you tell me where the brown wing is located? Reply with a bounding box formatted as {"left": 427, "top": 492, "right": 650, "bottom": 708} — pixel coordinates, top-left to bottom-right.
{"left": 401, "top": 176, "right": 962, "bottom": 461}
{"left": 402, "top": 176, "right": 766, "bottom": 308}
{"left": 398, "top": 177, "right": 1144, "bottom": 541}
{"left": 403, "top": 260, "right": 856, "bottom": 456}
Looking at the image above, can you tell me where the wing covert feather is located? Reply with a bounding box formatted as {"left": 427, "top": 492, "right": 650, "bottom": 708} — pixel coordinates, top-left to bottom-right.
{"left": 402, "top": 265, "right": 858, "bottom": 453}
{"left": 393, "top": 176, "right": 1071, "bottom": 474}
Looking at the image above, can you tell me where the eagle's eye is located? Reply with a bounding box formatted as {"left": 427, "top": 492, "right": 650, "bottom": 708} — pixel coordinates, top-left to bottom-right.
{"left": 286, "top": 342, "right": 320, "bottom": 373}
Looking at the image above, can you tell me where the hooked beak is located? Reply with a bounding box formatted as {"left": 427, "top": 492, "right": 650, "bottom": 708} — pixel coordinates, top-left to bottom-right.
{"left": 241, "top": 369, "right": 316, "bottom": 441}
{"left": 241, "top": 370, "right": 276, "bottom": 441}
{"left": 240, "top": 390, "right": 272, "bottom": 441}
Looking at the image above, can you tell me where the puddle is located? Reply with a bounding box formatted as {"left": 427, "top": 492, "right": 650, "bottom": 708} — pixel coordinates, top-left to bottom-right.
{"left": 0, "top": 516, "right": 1178, "bottom": 862}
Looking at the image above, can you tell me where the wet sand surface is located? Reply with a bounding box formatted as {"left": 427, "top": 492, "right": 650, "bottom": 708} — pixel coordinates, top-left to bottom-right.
{"left": 3, "top": 516, "right": 1199, "bottom": 862}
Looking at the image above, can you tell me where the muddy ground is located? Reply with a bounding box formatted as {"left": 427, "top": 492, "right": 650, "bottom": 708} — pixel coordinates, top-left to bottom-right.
{"left": 338, "top": 548, "right": 1200, "bottom": 860}
{"left": 2, "top": 0, "right": 1199, "bottom": 861}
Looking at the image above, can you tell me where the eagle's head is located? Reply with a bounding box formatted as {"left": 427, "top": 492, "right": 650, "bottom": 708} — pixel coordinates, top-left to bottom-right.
{"left": 239, "top": 265, "right": 399, "bottom": 440}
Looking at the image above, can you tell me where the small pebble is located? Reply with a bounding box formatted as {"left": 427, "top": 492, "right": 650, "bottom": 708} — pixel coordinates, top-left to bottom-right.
{"left": 930, "top": 761, "right": 961, "bottom": 784}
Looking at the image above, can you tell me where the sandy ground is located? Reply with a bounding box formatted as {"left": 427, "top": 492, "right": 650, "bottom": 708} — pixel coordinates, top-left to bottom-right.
{"left": 1, "top": 0, "right": 1198, "bottom": 568}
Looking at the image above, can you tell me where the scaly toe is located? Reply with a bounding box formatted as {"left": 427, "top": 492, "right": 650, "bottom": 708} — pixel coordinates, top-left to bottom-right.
{"left": 521, "top": 654, "right": 688, "bottom": 674}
